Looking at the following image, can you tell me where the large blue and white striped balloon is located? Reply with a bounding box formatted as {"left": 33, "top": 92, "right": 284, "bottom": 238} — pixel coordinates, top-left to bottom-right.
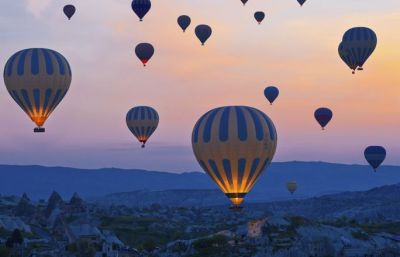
{"left": 192, "top": 106, "right": 277, "bottom": 207}
{"left": 126, "top": 106, "right": 159, "bottom": 148}
{"left": 3, "top": 48, "right": 72, "bottom": 132}
{"left": 341, "top": 27, "right": 377, "bottom": 72}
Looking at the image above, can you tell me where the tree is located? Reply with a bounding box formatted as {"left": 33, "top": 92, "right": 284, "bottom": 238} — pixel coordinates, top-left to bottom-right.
{"left": 0, "top": 245, "right": 11, "bottom": 257}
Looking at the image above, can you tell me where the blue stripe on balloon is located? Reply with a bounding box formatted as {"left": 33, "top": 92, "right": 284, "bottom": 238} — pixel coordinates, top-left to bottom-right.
{"left": 238, "top": 158, "right": 246, "bottom": 187}
{"left": 219, "top": 107, "right": 230, "bottom": 142}
{"left": 133, "top": 108, "right": 139, "bottom": 120}
{"left": 17, "top": 49, "right": 29, "bottom": 76}
{"left": 42, "top": 49, "right": 54, "bottom": 75}
{"left": 208, "top": 159, "right": 225, "bottom": 189}
{"left": 247, "top": 108, "right": 264, "bottom": 141}
{"left": 31, "top": 49, "right": 39, "bottom": 75}
{"left": 141, "top": 126, "right": 145, "bottom": 135}
{"left": 49, "top": 89, "right": 62, "bottom": 111}
{"left": 147, "top": 107, "right": 152, "bottom": 120}
{"left": 261, "top": 113, "right": 276, "bottom": 140}
{"left": 246, "top": 158, "right": 260, "bottom": 188}
{"left": 203, "top": 108, "right": 219, "bottom": 143}
{"left": 50, "top": 50, "right": 65, "bottom": 75}
{"left": 21, "top": 89, "right": 33, "bottom": 111}
{"left": 6, "top": 51, "right": 19, "bottom": 77}
{"left": 222, "top": 159, "right": 233, "bottom": 187}
{"left": 11, "top": 90, "right": 28, "bottom": 113}
{"left": 43, "top": 89, "right": 52, "bottom": 112}
{"left": 140, "top": 107, "right": 145, "bottom": 120}
{"left": 235, "top": 107, "right": 247, "bottom": 141}
{"left": 193, "top": 111, "right": 209, "bottom": 143}
{"left": 33, "top": 89, "right": 40, "bottom": 111}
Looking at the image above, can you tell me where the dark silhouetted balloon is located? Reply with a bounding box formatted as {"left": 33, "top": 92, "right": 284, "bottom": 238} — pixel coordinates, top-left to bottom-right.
{"left": 192, "top": 106, "right": 277, "bottom": 208}
{"left": 264, "top": 86, "right": 279, "bottom": 105}
{"left": 126, "top": 106, "right": 159, "bottom": 148}
{"left": 254, "top": 12, "right": 265, "bottom": 24}
{"left": 338, "top": 42, "right": 358, "bottom": 74}
{"left": 364, "top": 146, "right": 386, "bottom": 172}
{"left": 241, "top": 0, "right": 249, "bottom": 6}
{"left": 3, "top": 48, "right": 72, "bottom": 133}
{"left": 131, "top": 0, "right": 151, "bottom": 21}
{"left": 195, "top": 25, "right": 212, "bottom": 45}
{"left": 63, "top": 5, "right": 76, "bottom": 20}
{"left": 287, "top": 181, "right": 297, "bottom": 195}
{"left": 135, "top": 43, "right": 154, "bottom": 66}
{"left": 340, "top": 27, "right": 377, "bottom": 73}
{"left": 297, "top": 0, "right": 307, "bottom": 6}
{"left": 314, "top": 108, "right": 333, "bottom": 130}
{"left": 177, "top": 15, "right": 191, "bottom": 32}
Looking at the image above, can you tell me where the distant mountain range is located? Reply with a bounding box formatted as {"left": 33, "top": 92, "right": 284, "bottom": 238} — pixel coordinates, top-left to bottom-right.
{"left": 0, "top": 162, "right": 399, "bottom": 202}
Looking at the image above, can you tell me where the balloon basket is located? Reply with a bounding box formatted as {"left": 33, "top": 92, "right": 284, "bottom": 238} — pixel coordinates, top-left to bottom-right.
{"left": 34, "top": 127, "right": 45, "bottom": 133}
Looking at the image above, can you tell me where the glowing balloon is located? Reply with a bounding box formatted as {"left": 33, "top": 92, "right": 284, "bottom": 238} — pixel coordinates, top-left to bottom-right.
{"left": 131, "top": 0, "right": 151, "bottom": 21}
{"left": 63, "top": 5, "right": 76, "bottom": 20}
{"left": 177, "top": 15, "right": 191, "bottom": 32}
{"left": 314, "top": 107, "right": 333, "bottom": 130}
{"left": 192, "top": 106, "right": 277, "bottom": 208}
{"left": 3, "top": 48, "right": 72, "bottom": 133}
{"left": 126, "top": 106, "right": 159, "bottom": 148}
{"left": 364, "top": 146, "right": 386, "bottom": 172}
{"left": 135, "top": 43, "right": 154, "bottom": 66}
{"left": 195, "top": 25, "right": 212, "bottom": 46}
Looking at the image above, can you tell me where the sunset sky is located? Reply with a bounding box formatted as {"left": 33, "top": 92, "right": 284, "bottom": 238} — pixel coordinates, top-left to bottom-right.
{"left": 0, "top": 0, "right": 399, "bottom": 172}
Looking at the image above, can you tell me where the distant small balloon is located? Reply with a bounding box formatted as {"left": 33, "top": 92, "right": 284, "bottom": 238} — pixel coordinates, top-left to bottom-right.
{"left": 177, "top": 15, "right": 191, "bottom": 32}
{"left": 264, "top": 86, "right": 279, "bottom": 105}
{"left": 126, "top": 106, "right": 159, "bottom": 148}
{"left": 63, "top": 5, "right": 76, "bottom": 20}
{"left": 314, "top": 108, "right": 333, "bottom": 130}
{"left": 254, "top": 12, "right": 265, "bottom": 24}
{"left": 195, "top": 25, "right": 212, "bottom": 46}
{"left": 135, "top": 43, "right": 154, "bottom": 66}
{"left": 297, "top": 0, "right": 307, "bottom": 6}
{"left": 131, "top": 0, "right": 151, "bottom": 21}
{"left": 241, "top": 0, "right": 249, "bottom": 6}
{"left": 287, "top": 181, "right": 297, "bottom": 195}
{"left": 364, "top": 146, "right": 386, "bottom": 172}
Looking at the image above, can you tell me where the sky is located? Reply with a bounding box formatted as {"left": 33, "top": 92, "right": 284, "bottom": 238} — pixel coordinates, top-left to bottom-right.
{"left": 0, "top": 0, "right": 399, "bottom": 172}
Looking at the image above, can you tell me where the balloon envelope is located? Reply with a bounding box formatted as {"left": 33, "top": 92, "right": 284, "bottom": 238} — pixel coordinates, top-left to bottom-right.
{"left": 254, "top": 12, "right": 265, "bottom": 24}
{"left": 135, "top": 43, "right": 154, "bottom": 66}
{"left": 287, "top": 181, "right": 297, "bottom": 195}
{"left": 338, "top": 42, "right": 358, "bottom": 73}
{"left": 297, "top": 0, "right": 307, "bottom": 6}
{"left": 192, "top": 106, "right": 277, "bottom": 207}
{"left": 195, "top": 25, "right": 212, "bottom": 45}
{"left": 177, "top": 15, "right": 191, "bottom": 32}
{"left": 126, "top": 106, "right": 159, "bottom": 148}
{"left": 364, "top": 146, "right": 386, "bottom": 171}
{"left": 131, "top": 0, "right": 151, "bottom": 21}
{"left": 341, "top": 27, "right": 377, "bottom": 71}
{"left": 314, "top": 108, "right": 333, "bottom": 129}
{"left": 63, "top": 5, "right": 76, "bottom": 20}
{"left": 264, "top": 86, "right": 279, "bottom": 105}
{"left": 3, "top": 48, "right": 72, "bottom": 132}
{"left": 241, "top": 0, "right": 248, "bottom": 5}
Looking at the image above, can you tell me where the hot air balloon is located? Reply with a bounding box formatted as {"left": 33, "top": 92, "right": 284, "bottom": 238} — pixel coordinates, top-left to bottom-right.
{"left": 264, "top": 86, "right": 279, "bottom": 105}
{"left": 135, "top": 43, "right": 154, "bottom": 66}
{"left": 297, "top": 0, "right": 307, "bottom": 6}
{"left": 314, "top": 108, "right": 333, "bottom": 130}
{"left": 254, "top": 12, "right": 265, "bottom": 24}
{"left": 195, "top": 25, "right": 212, "bottom": 46}
{"left": 131, "top": 0, "right": 151, "bottom": 21}
{"left": 126, "top": 106, "right": 159, "bottom": 148}
{"left": 338, "top": 42, "right": 358, "bottom": 74}
{"left": 340, "top": 27, "right": 377, "bottom": 73}
{"left": 177, "top": 15, "right": 191, "bottom": 32}
{"left": 364, "top": 146, "right": 386, "bottom": 172}
{"left": 192, "top": 106, "right": 278, "bottom": 208}
{"left": 287, "top": 181, "right": 297, "bottom": 195}
{"left": 3, "top": 48, "right": 72, "bottom": 133}
{"left": 63, "top": 5, "right": 76, "bottom": 20}
{"left": 241, "top": 0, "right": 249, "bottom": 6}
